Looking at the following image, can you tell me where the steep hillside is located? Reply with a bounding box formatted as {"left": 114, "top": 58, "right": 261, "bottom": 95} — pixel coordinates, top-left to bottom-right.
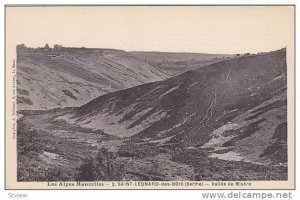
{"left": 131, "top": 51, "right": 234, "bottom": 76}
{"left": 17, "top": 46, "right": 168, "bottom": 110}
{"left": 18, "top": 49, "right": 287, "bottom": 181}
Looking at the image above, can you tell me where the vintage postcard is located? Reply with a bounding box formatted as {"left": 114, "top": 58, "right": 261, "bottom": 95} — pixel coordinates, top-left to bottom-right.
{"left": 5, "top": 5, "right": 295, "bottom": 189}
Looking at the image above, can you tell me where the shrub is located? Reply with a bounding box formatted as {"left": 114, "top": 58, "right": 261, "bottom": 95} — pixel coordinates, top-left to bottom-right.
{"left": 76, "top": 147, "right": 124, "bottom": 181}
{"left": 17, "top": 123, "right": 43, "bottom": 156}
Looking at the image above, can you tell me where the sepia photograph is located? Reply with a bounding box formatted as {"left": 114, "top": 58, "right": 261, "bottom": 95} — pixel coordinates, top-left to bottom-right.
{"left": 5, "top": 5, "right": 295, "bottom": 189}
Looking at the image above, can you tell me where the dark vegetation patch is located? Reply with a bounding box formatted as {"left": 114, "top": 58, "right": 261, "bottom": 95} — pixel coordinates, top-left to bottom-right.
{"left": 212, "top": 148, "right": 234, "bottom": 154}
{"left": 73, "top": 88, "right": 79, "bottom": 93}
{"left": 259, "top": 123, "right": 287, "bottom": 163}
{"left": 17, "top": 96, "right": 33, "bottom": 105}
{"left": 132, "top": 115, "right": 183, "bottom": 141}
{"left": 140, "top": 72, "right": 149, "bottom": 78}
{"left": 272, "top": 122, "right": 287, "bottom": 141}
{"left": 62, "top": 89, "right": 77, "bottom": 100}
{"left": 246, "top": 100, "right": 286, "bottom": 121}
{"left": 222, "top": 118, "right": 266, "bottom": 147}
{"left": 17, "top": 88, "right": 30, "bottom": 96}
{"left": 126, "top": 109, "right": 155, "bottom": 129}
{"left": 76, "top": 147, "right": 125, "bottom": 181}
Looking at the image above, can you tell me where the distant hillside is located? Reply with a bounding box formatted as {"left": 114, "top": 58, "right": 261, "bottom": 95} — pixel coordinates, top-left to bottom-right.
{"left": 131, "top": 51, "right": 234, "bottom": 76}
{"left": 17, "top": 46, "right": 169, "bottom": 110}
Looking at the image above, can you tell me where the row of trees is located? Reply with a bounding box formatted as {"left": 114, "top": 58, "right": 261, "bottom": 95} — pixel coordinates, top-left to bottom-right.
{"left": 17, "top": 44, "right": 64, "bottom": 50}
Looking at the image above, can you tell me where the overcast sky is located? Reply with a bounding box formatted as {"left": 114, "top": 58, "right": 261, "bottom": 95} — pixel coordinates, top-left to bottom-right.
{"left": 6, "top": 6, "right": 294, "bottom": 54}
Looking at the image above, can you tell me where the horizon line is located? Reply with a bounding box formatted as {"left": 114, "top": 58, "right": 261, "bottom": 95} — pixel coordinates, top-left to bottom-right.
{"left": 17, "top": 44, "right": 287, "bottom": 55}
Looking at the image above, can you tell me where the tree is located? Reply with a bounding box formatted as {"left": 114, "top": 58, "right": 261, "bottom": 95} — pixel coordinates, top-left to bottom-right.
{"left": 17, "top": 44, "right": 27, "bottom": 49}
{"left": 44, "top": 44, "right": 50, "bottom": 49}
{"left": 54, "top": 44, "right": 63, "bottom": 50}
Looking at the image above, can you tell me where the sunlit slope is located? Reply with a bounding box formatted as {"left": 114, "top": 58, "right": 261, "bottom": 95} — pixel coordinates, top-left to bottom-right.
{"left": 17, "top": 47, "right": 168, "bottom": 110}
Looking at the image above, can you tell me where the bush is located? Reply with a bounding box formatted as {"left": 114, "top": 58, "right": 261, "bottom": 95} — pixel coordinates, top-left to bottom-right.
{"left": 17, "top": 123, "right": 44, "bottom": 156}
{"left": 76, "top": 147, "right": 124, "bottom": 181}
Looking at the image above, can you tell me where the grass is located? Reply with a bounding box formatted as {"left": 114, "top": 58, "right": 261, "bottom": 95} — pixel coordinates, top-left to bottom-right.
{"left": 171, "top": 147, "right": 287, "bottom": 181}
{"left": 17, "top": 116, "right": 288, "bottom": 181}
{"left": 117, "top": 143, "right": 169, "bottom": 159}
{"left": 17, "top": 122, "right": 74, "bottom": 181}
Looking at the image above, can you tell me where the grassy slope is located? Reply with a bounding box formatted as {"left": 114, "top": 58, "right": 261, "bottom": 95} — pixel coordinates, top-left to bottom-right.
{"left": 131, "top": 51, "right": 234, "bottom": 76}
{"left": 17, "top": 47, "right": 168, "bottom": 110}
{"left": 63, "top": 49, "right": 286, "bottom": 145}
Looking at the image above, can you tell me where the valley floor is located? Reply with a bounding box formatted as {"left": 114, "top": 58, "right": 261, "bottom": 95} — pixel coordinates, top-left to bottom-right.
{"left": 17, "top": 113, "right": 287, "bottom": 182}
